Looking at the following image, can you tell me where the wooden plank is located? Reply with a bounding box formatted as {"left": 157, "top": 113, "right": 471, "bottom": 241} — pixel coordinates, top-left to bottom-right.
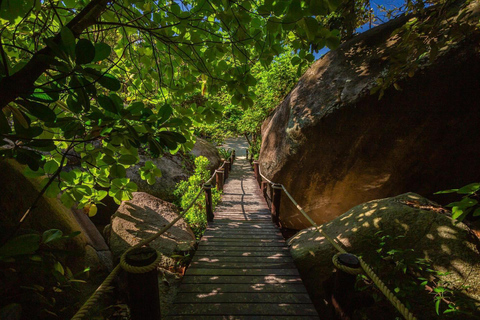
{"left": 194, "top": 250, "right": 290, "bottom": 257}
{"left": 175, "top": 292, "right": 313, "bottom": 304}
{"left": 210, "top": 220, "right": 274, "bottom": 224}
{"left": 200, "top": 238, "right": 284, "bottom": 243}
{"left": 205, "top": 229, "right": 280, "bottom": 234}
{"left": 185, "top": 268, "right": 301, "bottom": 276}
{"left": 166, "top": 316, "right": 319, "bottom": 320}
{"left": 206, "top": 226, "right": 278, "bottom": 230}
{"left": 198, "top": 242, "right": 286, "bottom": 247}
{"left": 202, "top": 234, "right": 282, "bottom": 239}
{"left": 168, "top": 303, "right": 318, "bottom": 316}
{"left": 213, "top": 216, "right": 270, "bottom": 221}
{"left": 178, "top": 283, "right": 308, "bottom": 293}
{"left": 191, "top": 256, "right": 293, "bottom": 263}
{"left": 181, "top": 275, "right": 303, "bottom": 285}
{"left": 190, "top": 261, "right": 297, "bottom": 269}
{"left": 196, "top": 246, "right": 289, "bottom": 252}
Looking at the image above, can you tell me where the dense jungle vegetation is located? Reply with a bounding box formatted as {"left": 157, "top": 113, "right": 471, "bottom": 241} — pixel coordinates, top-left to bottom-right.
{"left": 1, "top": 0, "right": 479, "bottom": 318}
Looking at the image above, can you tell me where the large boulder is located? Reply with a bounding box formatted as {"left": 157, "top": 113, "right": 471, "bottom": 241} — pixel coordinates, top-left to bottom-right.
{"left": 105, "top": 192, "right": 196, "bottom": 313}
{"left": 289, "top": 193, "right": 480, "bottom": 318}
{"left": 0, "top": 160, "right": 88, "bottom": 268}
{"left": 125, "top": 137, "right": 220, "bottom": 202}
{"left": 106, "top": 192, "right": 195, "bottom": 261}
{"left": 190, "top": 137, "right": 222, "bottom": 171}
{"left": 259, "top": 2, "right": 480, "bottom": 229}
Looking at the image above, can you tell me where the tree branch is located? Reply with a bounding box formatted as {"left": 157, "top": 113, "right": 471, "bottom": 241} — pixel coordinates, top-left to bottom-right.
{"left": 0, "top": 0, "right": 111, "bottom": 109}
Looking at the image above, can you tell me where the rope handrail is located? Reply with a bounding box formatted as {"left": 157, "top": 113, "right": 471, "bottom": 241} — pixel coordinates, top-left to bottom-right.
{"left": 257, "top": 165, "right": 417, "bottom": 320}
{"left": 206, "top": 160, "right": 227, "bottom": 185}
{"left": 72, "top": 156, "right": 231, "bottom": 320}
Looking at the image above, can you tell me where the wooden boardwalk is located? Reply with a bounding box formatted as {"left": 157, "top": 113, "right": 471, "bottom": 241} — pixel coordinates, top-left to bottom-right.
{"left": 166, "top": 155, "right": 319, "bottom": 319}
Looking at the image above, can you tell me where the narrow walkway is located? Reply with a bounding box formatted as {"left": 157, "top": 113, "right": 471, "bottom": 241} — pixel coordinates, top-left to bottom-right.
{"left": 167, "top": 144, "right": 319, "bottom": 319}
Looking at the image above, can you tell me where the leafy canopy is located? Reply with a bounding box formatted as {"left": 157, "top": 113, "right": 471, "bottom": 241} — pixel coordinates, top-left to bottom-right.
{"left": 0, "top": 0, "right": 355, "bottom": 215}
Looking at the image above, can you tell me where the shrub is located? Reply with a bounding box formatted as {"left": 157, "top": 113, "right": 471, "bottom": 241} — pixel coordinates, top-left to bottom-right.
{"left": 174, "top": 156, "right": 221, "bottom": 238}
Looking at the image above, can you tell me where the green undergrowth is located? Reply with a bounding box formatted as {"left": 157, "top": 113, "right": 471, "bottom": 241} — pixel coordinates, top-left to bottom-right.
{"left": 354, "top": 231, "right": 478, "bottom": 319}
{"left": 0, "top": 229, "right": 87, "bottom": 319}
{"left": 173, "top": 156, "right": 221, "bottom": 239}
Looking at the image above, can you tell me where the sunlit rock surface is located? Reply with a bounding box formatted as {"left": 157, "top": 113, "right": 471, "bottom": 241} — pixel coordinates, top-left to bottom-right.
{"left": 288, "top": 193, "right": 480, "bottom": 318}
{"left": 106, "top": 192, "right": 195, "bottom": 260}
{"left": 260, "top": 2, "right": 480, "bottom": 229}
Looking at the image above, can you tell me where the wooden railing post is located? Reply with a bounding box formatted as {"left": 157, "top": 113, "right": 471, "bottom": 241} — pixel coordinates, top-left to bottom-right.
{"left": 272, "top": 184, "right": 282, "bottom": 225}
{"left": 216, "top": 169, "right": 224, "bottom": 192}
{"left": 330, "top": 253, "right": 362, "bottom": 320}
{"left": 230, "top": 154, "right": 234, "bottom": 166}
{"left": 232, "top": 149, "right": 236, "bottom": 164}
{"left": 246, "top": 149, "right": 248, "bottom": 160}
{"left": 253, "top": 161, "right": 261, "bottom": 188}
{"left": 224, "top": 160, "right": 231, "bottom": 179}
{"left": 261, "top": 181, "right": 268, "bottom": 200}
{"left": 125, "top": 247, "right": 161, "bottom": 320}
{"left": 204, "top": 184, "right": 214, "bottom": 222}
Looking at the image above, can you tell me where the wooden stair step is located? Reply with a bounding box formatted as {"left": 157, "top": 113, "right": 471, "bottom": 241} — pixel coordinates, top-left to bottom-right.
{"left": 168, "top": 303, "right": 318, "bottom": 316}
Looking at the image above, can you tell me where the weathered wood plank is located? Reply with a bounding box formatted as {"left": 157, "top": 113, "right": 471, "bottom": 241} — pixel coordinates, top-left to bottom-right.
{"left": 191, "top": 256, "right": 293, "bottom": 263}
{"left": 200, "top": 238, "right": 284, "bottom": 243}
{"left": 206, "top": 226, "right": 278, "bottom": 231}
{"left": 181, "top": 275, "right": 303, "bottom": 284}
{"left": 168, "top": 303, "right": 318, "bottom": 316}
{"left": 190, "top": 261, "right": 297, "bottom": 269}
{"left": 196, "top": 246, "right": 289, "bottom": 252}
{"left": 175, "top": 292, "right": 313, "bottom": 304}
{"left": 166, "top": 316, "right": 319, "bottom": 320}
{"left": 177, "top": 283, "right": 309, "bottom": 293}
{"left": 198, "top": 242, "right": 286, "bottom": 247}
{"left": 205, "top": 228, "right": 281, "bottom": 233}
{"left": 185, "top": 268, "right": 301, "bottom": 276}
{"left": 202, "top": 232, "right": 283, "bottom": 240}
{"left": 194, "top": 250, "right": 290, "bottom": 257}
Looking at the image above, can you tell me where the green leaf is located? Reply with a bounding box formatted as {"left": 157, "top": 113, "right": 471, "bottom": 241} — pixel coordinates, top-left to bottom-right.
{"left": 93, "top": 43, "right": 111, "bottom": 62}
{"left": 158, "top": 104, "right": 173, "bottom": 123}
{"left": 88, "top": 204, "right": 98, "bottom": 217}
{"left": 97, "top": 73, "right": 121, "bottom": 91}
{"left": 42, "top": 229, "right": 63, "bottom": 244}
{"left": 54, "top": 261, "right": 65, "bottom": 275}
{"left": 16, "top": 149, "right": 43, "bottom": 171}
{"left": 0, "top": 234, "right": 41, "bottom": 258}
{"left": 457, "top": 183, "right": 480, "bottom": 194}
{"left": 118, "top": 154, "right": 138, "bottom": 165}
{"left": 97, "top": 95, "right": 117, "bottom": 113}
{"left": 60, "top": 26, "right": 76, "bottom": 59}
{"left": 326, "top": 35, "right": 341, "bottom": 49}
{"left": 473, "top": 207, "right": 480, "bottom": 217}
{"left": 434, "top": 189, "right": 458, "bottom": 194}
{"left": 75, "top": 39, "right": 95, "bottom": 65}
{"left": 44, "top": 160, "right": 59, "bottom": 174}
{"left": 110, "top": 163, "right": 126, "bottom": 178}
{"left": 60, "top": 191, "right": 75, "bottom": 208}
{"left": 17, "top": 100, "right": 56, "bottom": 122}
{"left": 28, "top": 88, "right": 60, "bottom": 103}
